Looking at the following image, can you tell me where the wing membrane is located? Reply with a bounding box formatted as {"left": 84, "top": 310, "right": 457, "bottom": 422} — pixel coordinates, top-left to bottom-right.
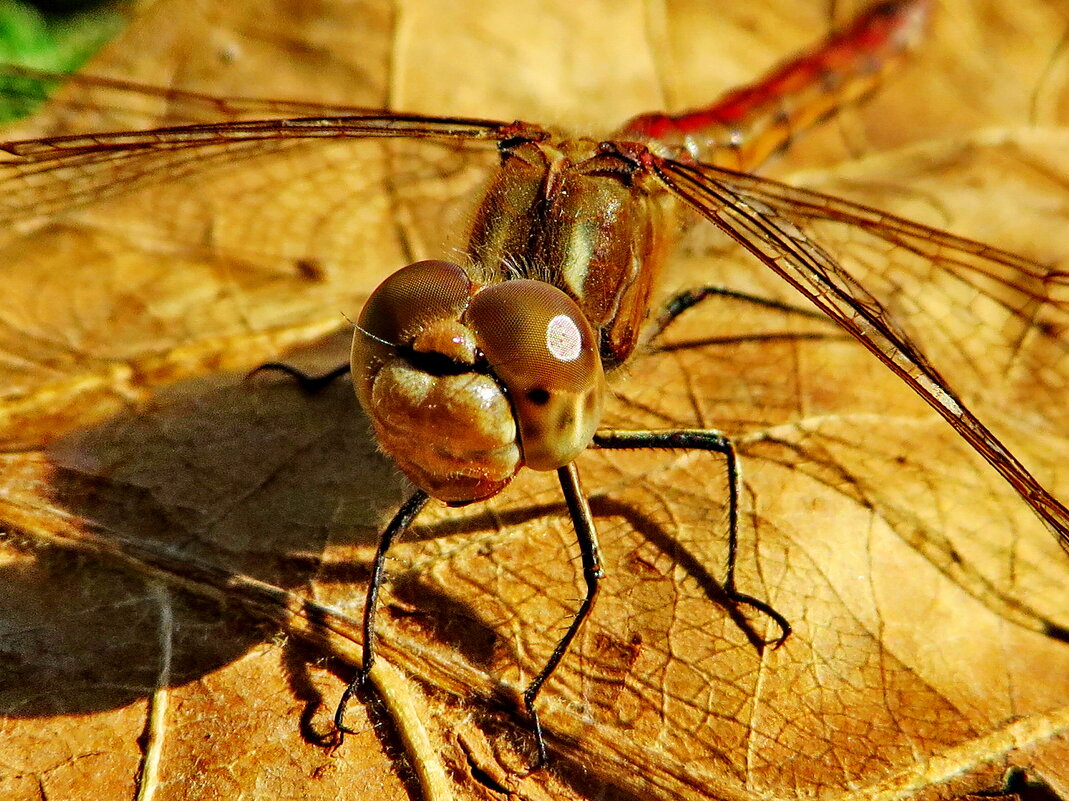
{"left": 0, "top": 111, "right": 540, "bottom": 228}
{"left": 708, "top": 167, "right": 1066, "bottom": 334}
{"left": 651, "top": 155, "right": 1069, "bottom": 549}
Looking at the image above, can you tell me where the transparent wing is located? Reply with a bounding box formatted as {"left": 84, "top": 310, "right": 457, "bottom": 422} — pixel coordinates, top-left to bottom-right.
{"left": 0, "top": 104, "right": 541, "bottom": 228}
{"left": 650, "top": 154, "right": 1069, "bottom": 550}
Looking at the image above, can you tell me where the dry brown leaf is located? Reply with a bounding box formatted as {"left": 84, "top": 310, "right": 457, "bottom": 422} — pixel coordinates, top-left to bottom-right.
{"left": 1, "top": 1, "right": 1069, "bottom": 800}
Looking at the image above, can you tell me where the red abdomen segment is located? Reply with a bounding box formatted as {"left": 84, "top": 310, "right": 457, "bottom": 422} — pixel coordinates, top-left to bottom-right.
{"left": 619, "top": 0, "right": 931, "bottom": 171}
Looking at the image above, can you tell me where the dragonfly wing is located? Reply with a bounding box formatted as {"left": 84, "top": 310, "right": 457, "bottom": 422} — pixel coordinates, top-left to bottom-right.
{"left": 0, "top": 114, "right": 540, "bottom": 231}
{"left": 651, "top": 155, "right": 1069, "bottom": 550}
{"left": 696, "top": 165, "right": 1069, "bottom": 406}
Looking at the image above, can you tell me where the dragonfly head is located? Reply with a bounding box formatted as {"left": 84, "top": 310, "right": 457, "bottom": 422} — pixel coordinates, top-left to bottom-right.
{"left": 352, "top": 260, "right": 606, "bottom": 505}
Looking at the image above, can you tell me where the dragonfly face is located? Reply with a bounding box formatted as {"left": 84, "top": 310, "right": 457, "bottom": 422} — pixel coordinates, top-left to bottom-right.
{"left": 352, "top": 259, "right": 605, "bottom": 505}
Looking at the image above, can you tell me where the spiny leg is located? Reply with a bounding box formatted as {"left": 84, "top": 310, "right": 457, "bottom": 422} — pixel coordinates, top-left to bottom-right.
{"left": 334, "top": 489, "right": 431, "bottom": 737}
{"left": 646, "top": 285, "right": 829, "bottom": 345}
{"left": 626, "top": 282, "right": 809, "bottom": 645}
{"left": 522, "top": 462, "right": 604, "bottom": 770}
{"left": 592, "top": 429, "right": 790, "bottom": 648}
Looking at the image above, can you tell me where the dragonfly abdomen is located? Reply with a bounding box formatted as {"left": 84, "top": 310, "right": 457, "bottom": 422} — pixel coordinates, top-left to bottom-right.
{"left": 619, "top": 0, "right": 931, "bottom": 170}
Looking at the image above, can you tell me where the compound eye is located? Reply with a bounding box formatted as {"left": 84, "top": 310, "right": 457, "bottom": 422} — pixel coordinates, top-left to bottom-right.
{"left": 467, "top": 280, "right": 606, "bottom": 470}
{"left": 350, "top": 261, "right": 522, "bottom": 504}
{"left": 353, "top": 260, "right": 476, "bottom": 417}
{"left": 357, "top": 260, "right": 472, "bottom": 344}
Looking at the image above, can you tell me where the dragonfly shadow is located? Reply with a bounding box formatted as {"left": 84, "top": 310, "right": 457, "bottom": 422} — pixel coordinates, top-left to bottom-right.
{"left": 592, "top": 495, "right": 777, "bottom": 653}
{"left": 4, "top": 361, "right": 407, "bottom": 719}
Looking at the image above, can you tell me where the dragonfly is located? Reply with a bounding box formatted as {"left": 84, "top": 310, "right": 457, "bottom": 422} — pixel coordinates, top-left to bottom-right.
{"left": 2, "top": 0, "right": 1067, "bottom": 769}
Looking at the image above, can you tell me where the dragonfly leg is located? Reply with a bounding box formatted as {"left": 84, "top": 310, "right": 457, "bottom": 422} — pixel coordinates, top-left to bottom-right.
{"left": 247, "top": 361, "right": 352, "bottom": 392}
{"left": 522, "top": 463, "right": 604, "bottom": 770}
{"left": 647, "top": 285, "right": 828, "bottom": 345}
{"left": 592, "top": 429, "right": 790, "bottom": 649}
{"left": 334, "top": 489, "right": 431, "bottom": 737}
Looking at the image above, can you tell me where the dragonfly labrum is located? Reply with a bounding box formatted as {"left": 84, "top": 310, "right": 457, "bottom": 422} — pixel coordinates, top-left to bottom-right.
{"left": 1, "top": 0, "right": 1066, "bottom": 771}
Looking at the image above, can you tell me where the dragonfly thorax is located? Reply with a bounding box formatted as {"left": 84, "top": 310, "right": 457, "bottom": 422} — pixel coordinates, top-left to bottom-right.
{"left": 351, "top": 260, "right": 606, "bottom": 505}
{"left": 468, "top": 138, "right": 672, "bottom": 367}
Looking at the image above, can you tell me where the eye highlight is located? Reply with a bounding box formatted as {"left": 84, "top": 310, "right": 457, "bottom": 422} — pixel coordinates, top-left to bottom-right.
{"left": 545, "top": 313, "right": 583, "bottom": 362}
